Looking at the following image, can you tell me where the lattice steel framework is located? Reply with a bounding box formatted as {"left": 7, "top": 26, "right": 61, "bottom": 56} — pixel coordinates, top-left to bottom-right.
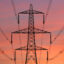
{"left": 11, "top": 4, "right": 52, "bottom": 64}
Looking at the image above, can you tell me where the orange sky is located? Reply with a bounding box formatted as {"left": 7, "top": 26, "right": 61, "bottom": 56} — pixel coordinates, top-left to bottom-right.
{"left": 0, "top": 0, "right": 64, "bottom": 64}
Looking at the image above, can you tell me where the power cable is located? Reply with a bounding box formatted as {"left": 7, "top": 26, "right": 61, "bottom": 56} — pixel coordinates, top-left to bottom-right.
{"left": 46, "top": 0, "right": 53, "bottom": 20}
{"left": 0, "top": 48, "right": 13, "bottom": 60}
{"left": 46, "top": 49, "right": 64, "bottom": 64}
{"left": 11, "top": 0, "right": 17, "bottom": 20}
{"left": 45, "top": 0, "right": 64, "bottom": 63}
{"left": 49, "top": 49, "right": 64, "bottom": 60}
{"left": 53, "top": 26, "right": 64, "bottom": 42}
{"left": 0, "top": 27, "right": 12, "bottom": 46}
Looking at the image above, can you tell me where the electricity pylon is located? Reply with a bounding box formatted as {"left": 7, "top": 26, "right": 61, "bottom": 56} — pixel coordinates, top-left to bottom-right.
{"left": 11, "top": 4, "right": 52, "bottom": 64}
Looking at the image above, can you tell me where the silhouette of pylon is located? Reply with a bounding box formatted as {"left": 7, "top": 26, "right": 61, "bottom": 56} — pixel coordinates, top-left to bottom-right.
{"left": 11, "top": 4, "right": 52, "bottom": 64}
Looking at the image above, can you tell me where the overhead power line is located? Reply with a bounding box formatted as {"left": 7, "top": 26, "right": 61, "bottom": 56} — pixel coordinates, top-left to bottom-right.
{"left": 46, "top": 0, "right": 64, "bottom": 42}
{"left": 46, "top": 0, "right": 53, "bottom": 15}
{"left": 0, "top": 27, "right": 13, "bottom": 60}
{"left": 11, "top": 0, "right": 17, "bottom": 20}
{"left": 49, "top": 49, "right": 64, "bottom": 60}
{"left": 0, "top": 48, "right": 13, "bottom": 60}
{"left": 46, "top": 0, "right": 53, "bottom": 20}
{"left": 46, "top": 49, "right": 64, "bottom": 64}
{"left": 0, "top": 27, "right": 9, "bottom": 41}
{"left": 53, "top": 26, "right": 64, "bottom": 42}
{"left": 0, "top": 27, "right": 12, "bottom": 45}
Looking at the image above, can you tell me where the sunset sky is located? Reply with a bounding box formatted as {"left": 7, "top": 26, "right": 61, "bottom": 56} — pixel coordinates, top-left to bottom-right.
{"left": 0, "top": 0, "right": 64, "bottom": 64}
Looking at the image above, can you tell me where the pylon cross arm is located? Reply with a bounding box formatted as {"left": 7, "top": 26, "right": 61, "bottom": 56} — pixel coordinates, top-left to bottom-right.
{"left": 19, "top": 10, "right": 44, "bottom": 14}
{"left": 12, "top": 28, "right": 28, "bottom": 34}
{"left": 12, "top": 28, "right": 51, "bottom": 34}
{"left": 15, "top": 46, "right": 48, "bottom": 50}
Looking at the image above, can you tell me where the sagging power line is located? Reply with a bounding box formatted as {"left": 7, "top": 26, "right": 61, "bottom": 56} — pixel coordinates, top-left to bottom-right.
{"left": 46, "top": 0, "right": 53, "bottom": 20}
{"left": 11, "top": 0, "right": 17, "bottom": 20}
{"left": 46, "top": 49, "right": 64, "bottom": 61}
{"left": 0, "top": 27, "right": 12, "bottom": 46}
{"left": 0, "top": 49, "right": 13, "bottom": 60}
{"left": 53, "top": 26, "right": 64, "bottom": 42}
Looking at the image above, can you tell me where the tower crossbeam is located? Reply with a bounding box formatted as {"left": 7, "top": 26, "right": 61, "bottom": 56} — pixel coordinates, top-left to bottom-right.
{"left": 11, "top": 4, "right": 51, "bottom": 64}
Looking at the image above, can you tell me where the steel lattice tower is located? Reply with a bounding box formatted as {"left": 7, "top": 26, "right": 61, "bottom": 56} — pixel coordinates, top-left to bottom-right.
{"left": 11, "top": 4, "right": 52, "bottom": 64}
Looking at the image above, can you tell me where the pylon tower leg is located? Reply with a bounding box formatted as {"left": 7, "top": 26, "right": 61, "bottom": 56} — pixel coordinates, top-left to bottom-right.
{"left": 25, "top": 50, "right": 38, "bottom": 64}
